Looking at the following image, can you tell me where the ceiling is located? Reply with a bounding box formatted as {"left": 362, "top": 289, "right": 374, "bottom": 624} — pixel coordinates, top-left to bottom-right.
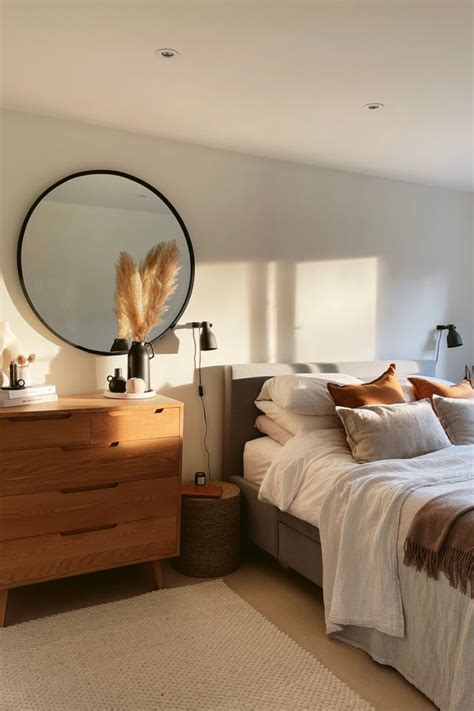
{"left": 1, "top": 1, "right": 472, "bottom": 191}
{"left": 45, "top": 173, "right": 174, "bottom": 214}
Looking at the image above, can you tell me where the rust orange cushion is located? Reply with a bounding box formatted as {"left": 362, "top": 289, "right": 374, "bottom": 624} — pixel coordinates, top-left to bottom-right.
{"left": 327, "top": 363, "right": 406, "bottom": 408}
{"left": 408, "top": 377, "right": 474, "bottom": 401}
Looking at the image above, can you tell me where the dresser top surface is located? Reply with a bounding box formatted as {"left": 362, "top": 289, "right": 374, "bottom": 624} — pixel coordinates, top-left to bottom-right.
{"left": 0, "top": 392, "right": 183, "bottom": 418}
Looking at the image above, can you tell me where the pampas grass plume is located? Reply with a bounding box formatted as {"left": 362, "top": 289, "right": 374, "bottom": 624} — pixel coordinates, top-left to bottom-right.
{"left": 114, "top": 240, "right": 181, "bottom": 342}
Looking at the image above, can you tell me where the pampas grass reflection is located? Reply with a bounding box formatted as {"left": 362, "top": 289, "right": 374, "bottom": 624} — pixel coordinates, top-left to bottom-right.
{"left": 114, "top": 241, "right": 181, "bottom": 342}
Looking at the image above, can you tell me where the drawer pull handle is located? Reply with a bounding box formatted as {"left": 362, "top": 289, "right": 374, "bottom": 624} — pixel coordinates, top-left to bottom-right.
{"left": 60, "top": 482, "right": 119, "bottom": 494}
{"left": 106, "top": 408, "right": 166, "bottom": 417}
{"left": 60, "top": 444, "right": 93, "bottom": 452}
{"left": 106, "top": 409, "right": 138, "bottom": 417}
{"left": 109, "top": 441, "right": 120, "bottom": 448}
{"left": 59, "top": 524, "right": 117, "bottom": 536}
{"left": 7, "top": 413, "right": 72, "bottom": 423}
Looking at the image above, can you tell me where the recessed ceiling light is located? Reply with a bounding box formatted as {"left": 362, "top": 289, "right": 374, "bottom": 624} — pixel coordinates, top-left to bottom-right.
{"left": 155, "top": 48, "right": 179, "bottom": 59}
{"left": 364, "top": 102, "right": 384, "bottom": 111}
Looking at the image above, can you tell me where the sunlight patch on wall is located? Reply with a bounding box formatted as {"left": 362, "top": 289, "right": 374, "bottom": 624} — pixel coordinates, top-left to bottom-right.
{"left": 192, "top": 258, "right": 378, "bottom": 364}
{"left": 189, "top": 262, "right": 252, "bottom": 363}
{"left": 292, "top": 257, "right": 378, "bottom": 362}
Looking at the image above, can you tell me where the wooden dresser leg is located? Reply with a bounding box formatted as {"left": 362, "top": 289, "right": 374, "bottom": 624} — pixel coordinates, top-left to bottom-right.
{"left": 151, "top": 560, "right": 165, "bottom": 590}
{"left": 0, "top": 589, "right": 8, "bottom": 627}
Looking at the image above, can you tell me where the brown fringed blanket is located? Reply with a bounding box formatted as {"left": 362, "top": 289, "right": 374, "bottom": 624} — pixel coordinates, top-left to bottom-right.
{"left": 404, "top": 488, "right": 474, "bottom": 597}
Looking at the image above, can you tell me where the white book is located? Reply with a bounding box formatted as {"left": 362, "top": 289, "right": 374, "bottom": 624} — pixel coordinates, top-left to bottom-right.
{"left": 0, "top": 394, "right": 58, "bottom": 408}
{"left": 0, "top": 384, "right": 56, "bottom": 400}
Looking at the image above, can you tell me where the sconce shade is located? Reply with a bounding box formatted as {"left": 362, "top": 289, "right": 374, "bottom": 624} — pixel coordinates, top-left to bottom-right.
{"left": 447, "top": 325, "right": 463, "bottom": 348}
{"left": 200, "top": 322, "right": 217, "bottom": 351}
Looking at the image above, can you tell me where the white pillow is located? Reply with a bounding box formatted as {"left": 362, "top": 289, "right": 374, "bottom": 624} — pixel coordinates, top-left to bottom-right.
{"left": 255, "top": 415, "right": 293, "bottom": 446}
{"left": 336, "top": 400, "right": 451, "bottom": 463}
{"left": 256, "top": 373, "right": 362, "bottom": 416}
{"left": 255, "top": 400, "right": 341, "bottom": 435}
{"left": 433, "top": 395, "right": 474, "bottom": 445}
{"left": 399, "top": 376, "right": 455, "bottom": 402}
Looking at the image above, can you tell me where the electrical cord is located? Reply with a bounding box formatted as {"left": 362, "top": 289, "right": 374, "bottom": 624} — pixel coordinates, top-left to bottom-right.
{"left": 198, "top": 343, "right": 212, "bottom": 480}
{"left": 192, "top": 325, "right": 212, "bottom": 480}
{"left": 435, "top": 329, "right": 442, "bottom": 363}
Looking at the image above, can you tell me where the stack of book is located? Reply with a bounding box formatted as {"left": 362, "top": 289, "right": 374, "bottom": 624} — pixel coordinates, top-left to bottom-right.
{"left": 0, "top": 384, "right": 58, "bottom": 408}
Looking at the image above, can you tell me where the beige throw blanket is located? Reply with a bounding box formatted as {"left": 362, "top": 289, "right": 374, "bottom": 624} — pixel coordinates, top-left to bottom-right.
{"left": 404, "top": 488, "right": 474, "bottom": 597}
{"left": 318, "top": 445, "right": 473, "bottom": 638}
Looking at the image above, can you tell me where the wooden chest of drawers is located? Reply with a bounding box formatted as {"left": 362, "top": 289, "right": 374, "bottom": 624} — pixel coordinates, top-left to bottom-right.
{"left": 0, "top": 394, "right": 183, "bottom": 626}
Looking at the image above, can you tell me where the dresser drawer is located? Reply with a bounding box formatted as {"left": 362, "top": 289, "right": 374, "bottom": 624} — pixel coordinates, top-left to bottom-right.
{"left": 0, "top": 476, "right": 179, "bottom": 541}
{"left": 0, "top": 412, "right": 90, "bottom": 452}
{"left": 0, "top": 437, "right": 180, "bottom": 496}
{"left": 0, "top": 515, "right": 178, "bottom": 588}
{"left": 91, "top": 407, "right": 180, "bottom": 444}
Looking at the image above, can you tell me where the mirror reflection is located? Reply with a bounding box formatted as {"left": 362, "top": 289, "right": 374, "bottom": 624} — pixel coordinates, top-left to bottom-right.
{"left": 18, "top": 172, "right": 194, "bottom": 354}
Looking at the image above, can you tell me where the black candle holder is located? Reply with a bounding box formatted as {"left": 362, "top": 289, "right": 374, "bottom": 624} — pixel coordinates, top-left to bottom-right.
{"left": 7, "top": 362, "right": 26, "bottom": 390}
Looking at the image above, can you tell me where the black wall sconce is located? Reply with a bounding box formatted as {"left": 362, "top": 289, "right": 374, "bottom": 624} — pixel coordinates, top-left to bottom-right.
{"left": 174, "top": 321, "right": 218, "bottom": 479}
{"left": 435, "top": 324, "right": 463, "bottom": 361}
{"left": 173, "top": 321, "right": 218, "bottom": 351}
{"left": 196, "top": 321, "right": 218, "bottom": 351}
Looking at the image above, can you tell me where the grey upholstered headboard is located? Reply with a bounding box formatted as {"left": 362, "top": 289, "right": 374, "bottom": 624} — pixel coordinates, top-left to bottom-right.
{"left": 223, "top": 360, "right": 436, "bottom": 477}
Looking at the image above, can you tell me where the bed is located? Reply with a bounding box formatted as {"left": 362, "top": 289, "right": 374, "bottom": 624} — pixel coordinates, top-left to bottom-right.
{"left": 223, "top": 361, "right": 473, "bottom": 711}
{"left": 224, "top": 360, "right": 436, "bottom": 585}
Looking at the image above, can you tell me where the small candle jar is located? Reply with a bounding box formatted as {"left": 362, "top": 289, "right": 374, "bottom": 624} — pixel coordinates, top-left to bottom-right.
{"left": 194, "top": 471, "right": 207, "bottom": 487}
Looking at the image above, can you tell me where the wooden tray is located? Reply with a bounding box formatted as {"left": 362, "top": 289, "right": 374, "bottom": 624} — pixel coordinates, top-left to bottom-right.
{"left": 103, "top": 390, "right": 157, "bottom": 400}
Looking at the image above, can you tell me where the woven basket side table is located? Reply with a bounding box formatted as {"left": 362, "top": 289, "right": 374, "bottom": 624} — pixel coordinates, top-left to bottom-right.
{"left": 174, "top": 482, "right": 240, "bottom": 577}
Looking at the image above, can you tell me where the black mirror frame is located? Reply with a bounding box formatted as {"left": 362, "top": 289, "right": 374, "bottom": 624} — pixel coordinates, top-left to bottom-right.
{"left": 17, "top": 169, "right": 195, "bottom": 356}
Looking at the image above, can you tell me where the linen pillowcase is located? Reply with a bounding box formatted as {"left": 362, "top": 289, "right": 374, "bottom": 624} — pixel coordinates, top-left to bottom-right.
{"left": 256, "top": 373, "right": 362, "bottom": 416}
{"left": 336, "top": 399, "right": 451, "bottom": 463}
{"left": 255, "top": 415, "right": 293, "bottom": 446}
{"left": 328, "top": 363, "right": 405, "bottom": 408}
{"left": 432, "top": 395, "right": 474, "bottom": 445}
{"left": 408, "top": 377, "right": 474, "bottom": 401}
{"left": 255, "top": 400, "right": 341, "bottom": 435}
{"left": 398, "top": 376, "right": 455, "bottom": 402}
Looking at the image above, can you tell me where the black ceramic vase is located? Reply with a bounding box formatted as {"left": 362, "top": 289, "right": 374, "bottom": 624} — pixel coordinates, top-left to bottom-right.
{"left": 107, "top": 367, "right": 127, "bottom": 393}
{"left": 127, "top": 341, "right": 154, "bottom": 391}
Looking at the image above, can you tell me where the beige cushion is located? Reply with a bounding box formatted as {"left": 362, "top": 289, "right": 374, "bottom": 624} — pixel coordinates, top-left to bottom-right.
{"left": 433, "top": 395, "right": 474, "bottom": 445}
{"left": 255, "top": 415, "right": 293, "bottom": 446}
{"left": 336, "top": 400, "right": 451, "bottom": 463}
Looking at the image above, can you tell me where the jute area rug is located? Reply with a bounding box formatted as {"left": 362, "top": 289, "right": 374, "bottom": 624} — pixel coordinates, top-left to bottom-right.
{"left": 0, "top": 580, "right": 373, "bottom": 710}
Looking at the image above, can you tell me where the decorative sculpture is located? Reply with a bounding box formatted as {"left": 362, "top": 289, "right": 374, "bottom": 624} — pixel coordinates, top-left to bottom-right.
{"left": 0, "top": 322, "right": 22, "bottom": 387}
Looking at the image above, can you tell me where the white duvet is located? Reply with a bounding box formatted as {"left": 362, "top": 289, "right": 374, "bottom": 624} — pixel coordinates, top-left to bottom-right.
{"left": 258, "top": 433, "right": 474, "bottom": 711}
{"left": 258, "top": 428, "right": 355, "bottom": 526}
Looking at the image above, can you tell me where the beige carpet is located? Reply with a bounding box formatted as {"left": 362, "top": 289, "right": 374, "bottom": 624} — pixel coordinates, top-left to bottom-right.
{"left": 0, "top": 580, "right": 373, "bottom": 710}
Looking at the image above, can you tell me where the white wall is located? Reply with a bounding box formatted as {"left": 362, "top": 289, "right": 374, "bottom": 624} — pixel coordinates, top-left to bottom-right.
{"left": 1, "top": 110, "right": 472, "bottom": 479}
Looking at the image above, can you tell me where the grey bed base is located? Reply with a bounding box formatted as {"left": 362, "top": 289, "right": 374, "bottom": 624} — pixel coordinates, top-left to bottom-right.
{"left": 223, "top": 360, "right": 436, "bottom": 587}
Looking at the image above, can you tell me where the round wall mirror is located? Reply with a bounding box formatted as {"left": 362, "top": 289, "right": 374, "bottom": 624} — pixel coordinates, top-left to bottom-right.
{"left": 18, "top": 170, "right": 194, "bottom": 355}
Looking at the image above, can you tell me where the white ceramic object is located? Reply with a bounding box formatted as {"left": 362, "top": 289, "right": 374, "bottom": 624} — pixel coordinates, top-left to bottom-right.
{"left": 18, "top": 366, "right": 32, "bottom": 387}
{"left": 126, "top": 377, "right": 147, "bottom": 394}
{"left": 0, "top": 322, "right": 15, "bottom": 351}
{"left": 0, "top": 322, "right": 22, "bottom": 381}
{"left": 103, "top": 389, "right": 157, "bottom": 400}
